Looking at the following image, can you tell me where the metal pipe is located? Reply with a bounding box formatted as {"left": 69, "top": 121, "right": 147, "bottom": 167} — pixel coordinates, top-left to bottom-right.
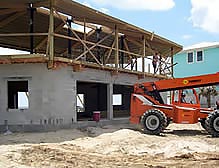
{"left": 29, "top": 3, "right": 35, "bottom": 54}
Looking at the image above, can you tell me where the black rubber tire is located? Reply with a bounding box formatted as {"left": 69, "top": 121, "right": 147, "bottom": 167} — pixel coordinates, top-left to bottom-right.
{"left": 200, "top": 118, "right": 207, "bottom": 130}
{"left": 165, "top": 117, "right": 171, "bottom": 128}
{"left": 205, "top": 111, "right": 219, "bottom": 137}
{"left": 141, "top": 109, "right": 167, "bottom": 135}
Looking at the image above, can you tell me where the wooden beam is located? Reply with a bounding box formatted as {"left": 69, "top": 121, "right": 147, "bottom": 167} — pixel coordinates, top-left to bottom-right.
{"left": 0, "top": 8, "right": 23, "bottom": 15}
{"left": 0, "top": 12, "right": 25, "bottom": 28}
{"left": 104, "top": 39, "right": 115, "bottom": 64}
{"left": 61, "top": 29, "right": 96, "bottom": 56}
{"left": 54, "top": 9, "right": 102, "bottom": 65}
{"left": 123, "top": 39, "right": 132, "bottom": 59}
{"left": 0, "top": 33, "right": 48, "bottom": 37}
{"left": 115, "top": 25, "right": 119, "bottom": 70}
{"left": 75, "top": 32, "right": 113, "bottom": 62}
{"left": 47, "top": 0, "right": 54, "bottom": 69}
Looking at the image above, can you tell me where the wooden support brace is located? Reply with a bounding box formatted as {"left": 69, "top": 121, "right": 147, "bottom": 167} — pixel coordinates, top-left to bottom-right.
{"left": 47, "top": 0, "right": 54, "bottom": 69}
{"left": 54, "top": 9, "right": 102, "bottom": 65}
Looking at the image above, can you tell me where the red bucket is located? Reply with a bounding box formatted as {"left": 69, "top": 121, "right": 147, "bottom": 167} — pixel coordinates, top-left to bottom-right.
{"left": 93, "top": 111, "right": 100, "bottom": 122}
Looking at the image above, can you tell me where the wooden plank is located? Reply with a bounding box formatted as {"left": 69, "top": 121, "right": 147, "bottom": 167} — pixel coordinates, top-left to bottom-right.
{"left": 115, "top": 25, "right": 119, "bottom": 70}
{"left": 0, "top": 33, "right": 48, "bottom": 37}
{"left": 47, "top": 0, "right": 54, "bottom": 69}
{"left": 104, "top": 39, "right": 115, "bottom": 64}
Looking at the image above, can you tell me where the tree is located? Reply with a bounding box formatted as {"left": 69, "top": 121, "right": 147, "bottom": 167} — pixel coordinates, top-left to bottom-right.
{"left": 198, "top": 86, "right": 218, "bottom": 107}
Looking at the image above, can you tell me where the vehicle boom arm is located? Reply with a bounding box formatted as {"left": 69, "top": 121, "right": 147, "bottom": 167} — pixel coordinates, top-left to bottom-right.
{"left": 135, "top": 72, "right": 219, "bottom": 93}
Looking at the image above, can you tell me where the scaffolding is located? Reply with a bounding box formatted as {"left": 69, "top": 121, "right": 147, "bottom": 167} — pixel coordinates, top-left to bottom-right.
{"left": 0, "top": 0, "right": 182, "bottom": 77}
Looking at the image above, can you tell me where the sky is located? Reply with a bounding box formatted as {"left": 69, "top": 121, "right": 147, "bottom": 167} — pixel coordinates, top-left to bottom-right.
{"left": 75, "top": 0, "right": 219, "bottom": 47}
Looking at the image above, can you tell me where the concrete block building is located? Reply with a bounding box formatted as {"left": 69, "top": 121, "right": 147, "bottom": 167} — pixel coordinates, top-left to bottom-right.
{"left": 0, "top": 0, "right": 182, "bottom": 131}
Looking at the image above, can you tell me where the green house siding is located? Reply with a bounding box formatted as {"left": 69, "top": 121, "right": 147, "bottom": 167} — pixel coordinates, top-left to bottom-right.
{"left": 173, "top": 47, "right": 219, "bottom": 78}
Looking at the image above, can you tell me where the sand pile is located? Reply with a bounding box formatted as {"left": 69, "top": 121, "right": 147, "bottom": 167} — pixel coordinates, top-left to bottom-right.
{"left": 0, "top": 124, "right": 219, "bottom": 168}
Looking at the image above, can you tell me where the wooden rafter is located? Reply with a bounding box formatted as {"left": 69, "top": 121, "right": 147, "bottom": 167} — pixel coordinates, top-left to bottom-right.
{"left": 104, "top": 39, "right": 115, "bottom": 64}
{"left": 0, "top": 11, "right": 25, "bottom": 28}
{"left": 0, "top": 8, "right": 23, "bottom": 15}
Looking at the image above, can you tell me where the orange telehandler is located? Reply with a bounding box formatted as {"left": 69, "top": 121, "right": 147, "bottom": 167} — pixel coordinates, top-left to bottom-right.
{"left": 130, "top": 72, "right": 219, "bottom": 137}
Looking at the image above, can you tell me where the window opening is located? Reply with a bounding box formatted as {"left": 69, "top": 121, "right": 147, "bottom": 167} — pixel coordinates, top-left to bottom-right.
{"left": 187, "top": 52, "right": 193, "bottom": 63}
{"left": 8, "top": 81, "right": 29, "bottom": 109}
{"left": 197, "top": 51, "right": 203, "bottom": 62}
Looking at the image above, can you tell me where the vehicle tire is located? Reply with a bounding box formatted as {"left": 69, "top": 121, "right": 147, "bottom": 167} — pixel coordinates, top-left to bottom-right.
{"left": 200, "top": 118, "right": 207, "bottom": 130}
{"left": 205, "top": 111, "right": 219, "bottom": 137}
{"left": 165, "top": 117, "right": 171, "bottom": 128}
{"left": 141, "top": 109, "right": 167, "bottom": 135}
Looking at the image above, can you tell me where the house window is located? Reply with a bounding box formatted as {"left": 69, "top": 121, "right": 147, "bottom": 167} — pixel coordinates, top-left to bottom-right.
{"left": 8, "top": 81, "right": 29, "bottom": 109}
{"left": 187, "top": 52, "right": 194, "bottom": 63}
{"left": 197, "top": 51, "right": 203, "bottom": 62}
{"left": 113, "top": 94, "right": 122, "bottom": 105}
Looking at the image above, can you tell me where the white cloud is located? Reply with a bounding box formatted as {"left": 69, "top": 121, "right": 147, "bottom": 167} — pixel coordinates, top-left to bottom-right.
{"left": 189, "top": 0, "right": 219, "bottom": 33}
{"left": 90, "top": 0, "right": 175, "bottom": 11}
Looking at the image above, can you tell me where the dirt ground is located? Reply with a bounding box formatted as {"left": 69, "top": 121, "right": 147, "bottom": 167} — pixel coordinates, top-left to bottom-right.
{"left": 0, "top": 123, "right": 219, "bottom": 168}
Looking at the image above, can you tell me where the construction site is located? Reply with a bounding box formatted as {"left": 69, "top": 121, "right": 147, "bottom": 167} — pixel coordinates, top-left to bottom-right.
{"left": 0, "top": 0, "right": 218, "bottom": 167}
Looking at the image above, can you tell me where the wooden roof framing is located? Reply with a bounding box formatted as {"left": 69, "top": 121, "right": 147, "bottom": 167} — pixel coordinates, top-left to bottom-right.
{"left": 0, "top": 0, "right": 182, "bottom": 76}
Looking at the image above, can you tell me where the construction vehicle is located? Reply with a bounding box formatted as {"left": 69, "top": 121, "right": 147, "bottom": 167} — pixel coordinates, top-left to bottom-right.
{"left": 130, "top": 72, "right": 219, "bottom": 137}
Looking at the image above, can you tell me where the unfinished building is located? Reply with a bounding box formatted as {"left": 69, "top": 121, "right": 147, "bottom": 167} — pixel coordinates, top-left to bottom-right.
{"left": 0, "top": 0, "right": 182, "bottom": 131}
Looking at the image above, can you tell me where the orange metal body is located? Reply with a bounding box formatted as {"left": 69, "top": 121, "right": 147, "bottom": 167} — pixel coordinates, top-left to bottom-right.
{"left": 130, "top": 73, "right": 219, "bottom": 125}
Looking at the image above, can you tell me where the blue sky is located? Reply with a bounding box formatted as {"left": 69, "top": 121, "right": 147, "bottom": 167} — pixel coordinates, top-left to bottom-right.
{"left": 76, "top": 0, "right": 219, "bottom": 47}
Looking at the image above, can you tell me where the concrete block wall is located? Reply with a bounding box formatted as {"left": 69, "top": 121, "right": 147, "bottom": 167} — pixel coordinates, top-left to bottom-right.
{"left": 0, "top": 63, "right": 157, "bottom": 131}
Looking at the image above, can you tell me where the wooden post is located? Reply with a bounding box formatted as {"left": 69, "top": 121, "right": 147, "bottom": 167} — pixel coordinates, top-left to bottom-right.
{"left": 171, "top": 47, "right": 174, "bottom": 77}
{"left": 142, "top": 36, "right": 146, "bottom": 74}
{"left": 48, "top": 0, "right": 54, "bottom": 69}
{"left": 120, "top": 35, "right": 124, "bottom": 68}
{"left": 115, "top": 25, "right": 119, "bottom": 71}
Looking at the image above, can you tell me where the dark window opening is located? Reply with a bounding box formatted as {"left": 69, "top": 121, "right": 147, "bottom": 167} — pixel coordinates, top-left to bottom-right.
{"left": 187, "top": 52, "right": 193, "bottom": 63}
{"left": 197, "top": 51, "right": 203, "bottom": 62}
{"left": 113, "top": 85, "right": 133, "bottom": 118}
{"left": 8, "top": 81, "right": 29, "bottom": 109}
{"left": 77, "top": 82, "right": 107, "bottom": 121}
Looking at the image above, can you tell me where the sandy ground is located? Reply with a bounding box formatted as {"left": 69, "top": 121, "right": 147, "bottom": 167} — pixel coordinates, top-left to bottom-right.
{"left": 0, "top": 123, "right": 219, "bottom": 168}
